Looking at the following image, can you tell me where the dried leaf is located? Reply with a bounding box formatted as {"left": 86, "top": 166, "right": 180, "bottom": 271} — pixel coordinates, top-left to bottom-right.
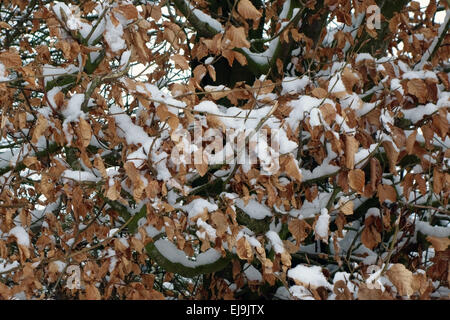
{"left": 361, "top": 215, "right": 381, "bottom": 250}
{"left": 237, "top": 0, "right": 262, "bottom": 21}
{"left": 432, "top": 168, "right": 444, "bottom": 195}
{"left": 377, "top": 184, "right": 396, "bottom": 204}
{"left": 407, "top": 79, "right": 427, "bottom": 103}
{"left": 426, "top": 236, "right": 450, "bottom": 252}
{"left": 117, "top": 4, "right": 138, "bottom": 20}
{"left": 358, "top": 284, "right": 393, "bottom": 300}
{"left": 348, "top": 169, "right": 365, "bottom": 194}
{"left": 0, "top": 49, "right": 21, "bottom": 68}
{"left": 171, "top": 54, "right": 189, "bottom": 70}
{"left": 284, "top": 156, "right": 302, "bottom": 182}
{"left": 341, "top": 67, "right": 359, "bottom": 92}
{"left": 288, "top": 219, "right": 312, "bottom": 245}
{"left": 311, "top": 87, "right": 327, "bottom": 99}
{"left": 386, "top": 263, "right": 415, "bottom": 297}
{"left": 406, "top": 130, "right": 417, "bottom": 154}
{"left": 236, "top": 236, "right": 253, "bottom": 261}
{"left": 382, "top": 141, "right": 399, "bottom": 174}
{"left": 334, "top": 280, "right": 352, "bottom": 300}
{"left": 193, "top": 64, "right": 207, "bottom": 83}
{"left": 31, "top": 114, "right": 48, "bottom": 144}
{"left": 85, "top": 283, "right": 101, "bottom": 300}
{"left": 79, "top": 117, "right": 92, "bottom": 148}
{"left": 345, "top": 135, "right": 359, "bottom": 169}
{"left": 338, "top": 198, "right": 354, "bottom": 215}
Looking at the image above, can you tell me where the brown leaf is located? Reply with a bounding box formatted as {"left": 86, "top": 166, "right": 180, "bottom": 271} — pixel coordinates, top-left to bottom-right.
{"left": 93, "top": 155, "right": 107, "bottom": 179}
{"left": 338, "top": 198, "right": 354, "bottom": 215}
{"left": 358, "top": 283, "right": 393, "bottom": 300}
{"left": 106, "top": 180, "right": 121, "bottom": 201}
{"left": 288, "top": 219, "right": 312, "bottom": 245}
{"left": 0, "top": 49, "right": 21, "bottom": 68}
{"left": 284, "top": 156, "right": 302, "bottom": 182}
{"left": 193, "top": 64, "right": 207, "bottom": 83}
{"left": 85, "top": 283, "right": 101, "bottom": 300}
{"left": 79, "top": 118, "right": 92, "bottom": 148}
{"left": 311, "top": 87, "right": 327, "bottom": 99}
{"left": 194, "top": 151, "right": 208, "bottom": 177}
{"left": 348, "top": 169, "right": 365, "bottom": 193}
{"left": 207, "top": 65, "right": 216, "bottom": 82}
{"left": 382, "top": 141, "right": 399, "bottom": 174}
{"left": 31, "top": 114, "right": 48, "bottom": 144}
{"left": 407, "top": 79, "right": 427, "bottom": 103}
{"left": 237, "top": 0, "right": 262, "bottom": 21}
{"left": 117, "top": 4, "right": 138, "bottom": 20}
{"left": 0, "top": 21, "right": 11, "bottom": 29}
{"left": 341, "top": 67, "right": 359, "bottom": 93}
{"left": 124, "top": 162, "right": 145, "bottom": 201}
{"left": 282, "top": 240, "right": 299, "bottom": 254}
{"left": 401, "top": 173, "right": 414, "bottom": 201}
{"left": 167, "top": 116, "right": 179, "bottom": 131}
{"left": 426, "top": 236, "right": 450, "bottom": 252}
{"left": 412, "top": 273, "right": 430, "bottom": 296}
{"left": 206, "top": 114, "right": 226, "bottom": 132}
{"left": 23, "top": 156, "right": 39, "bottom": 168}
{"left": 361, "top": 215, "right": 381, "bottom": 250}
{"left": 334, "top": 280, "right": 352, "bottom": 300}
{"left": 406, "top": 130, "right": 417, "bottom": 154}
{"left": 236, "top": 236, "right": 253, "bottom": 261}
{"left": 148, "top": 289, "right": 165, "bottom": 300}
{"left": 345, "top": 135, "right": 359, "bottom": 169}
{"left": 233, "top": 51, "right": 247, "bottom": 66}
{"left": 319, "top": 103, "right": 336, "bottom": 125}
{"left": 224, "top": 26, "right": 251, "bottom": 49}
{"left": 432, "top": 167, "right": 444, "bottom": 195}
{"left": 370, "top": 157, "right": 382, "bottom": 190}
{"left": 386, "top": 263, "right": 414, "bottom": 297}
{"left": 377, "top": 184, "right": 396, "bottom": 203}
{"left": 211, "top": 211, "right": 228, "bottom": 237}
{"left": 170, "top": 54, "right": 189, "bottom": 70}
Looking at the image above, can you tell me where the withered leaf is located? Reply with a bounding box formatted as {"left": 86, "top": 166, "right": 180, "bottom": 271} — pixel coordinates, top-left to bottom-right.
{"left": 170, "top": 54, "right": 189, "bottom": 70}
{"left": 345, "top": 135, "right": 359, "bottom": 169}
{"left": 386, "top": 263, "right": 415, "bottom": 297}
{"left": 426, "top": 236, "right": 450, "bottom": 252}
{"left": 377, "top": 184, "right": 396, "bottom": 204}
{"left": 348, "top": 169, "right": 365, "bottom": 194}
{"left": 361, "top": 215, "right": 381, "bottom": 250}
{"left": 237, "top": 0, "right": 262, "bottom": 21}
{"left": 79, "top": 117, "right": 92, "bottom": 148}
{"left": 284, "top": 156, "right": 302, "bottom": 182}
{"left": 407, "top": 79, "right": 427, "bottom": 103}
{"left": 236, "top": 236, "right": 253, "bottom": 261}
{"left": 31, "top": 114, "right": 48, "bottom": 144}
{"left": 288, "top": 219, "right": 312, "bottom": 245}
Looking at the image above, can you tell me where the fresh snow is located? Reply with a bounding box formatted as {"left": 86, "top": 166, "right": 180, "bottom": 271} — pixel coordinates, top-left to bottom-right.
{"left": 416, "top": 221, "right": 450, "bottom": 238}
{"left": 244, "top": 263, "right": 263, "bottom": 282}
{"left": 315, "top": 208, "right": 330, "bottom": 240}
{"left": 8, "top": 226, "right": 30, "bottom": 247}
{"left": 281, "top": 76, "right": 310, "bottom": 95}
{"left": 183, "top": 198, "right": 218, "bottom": 220}
{"left": 104, "top": 14, "right": 126, "bottom": 52}
{"left": 154, "top": 238, "right": 221, "bottom": 268}
{"left": 265, "top": 230, "right": 284, "bottom": 254}
{"left": 62, "top": 93, "right": 84, "bottom": 122}
{"left": 355, "top": 53, "right": 374, "bottom": 63}
{"left": 234, "top": 198, "right": 272, "bottom": 220}
{"left": 288, "top": 264, "right": 332, "bottom": 289}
